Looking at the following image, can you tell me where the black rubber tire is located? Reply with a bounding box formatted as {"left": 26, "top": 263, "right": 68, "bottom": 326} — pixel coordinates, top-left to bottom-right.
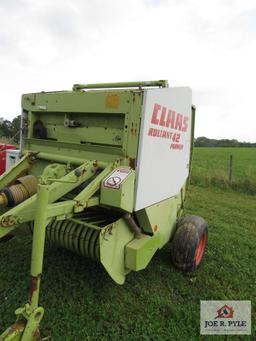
{"left": 170, "top": 215, "right": 208, "bottom": 272}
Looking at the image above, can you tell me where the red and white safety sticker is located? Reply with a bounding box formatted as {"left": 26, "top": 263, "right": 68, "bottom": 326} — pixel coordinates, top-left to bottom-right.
{"left": 103, "top": 167, "right": 131, "bottom": 189}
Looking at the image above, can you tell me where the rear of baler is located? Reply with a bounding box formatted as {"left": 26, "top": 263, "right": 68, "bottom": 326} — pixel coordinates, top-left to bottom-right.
{"left": 0, "top": 81, "right": 207, "bottom": 341}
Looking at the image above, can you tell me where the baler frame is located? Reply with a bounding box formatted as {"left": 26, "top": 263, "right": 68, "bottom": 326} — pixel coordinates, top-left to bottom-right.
{"left": 0, "top": 80, "right": 206, "bottom": 341}
{"left": 0, "top": 156, "right": 119, "bottom": 340}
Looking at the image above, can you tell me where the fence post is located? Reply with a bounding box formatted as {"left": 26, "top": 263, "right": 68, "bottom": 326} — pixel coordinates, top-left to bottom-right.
{"left": 229, "top": 154, "right": 233, "bottom": 185}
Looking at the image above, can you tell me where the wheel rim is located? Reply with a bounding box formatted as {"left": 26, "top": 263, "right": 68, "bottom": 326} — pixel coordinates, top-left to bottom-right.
{"left": 195, "top": 233, "right": 206, "bottom": 266}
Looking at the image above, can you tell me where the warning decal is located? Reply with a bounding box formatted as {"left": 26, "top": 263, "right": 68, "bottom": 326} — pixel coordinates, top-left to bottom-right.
{"left": 103, "top": 168, "right": 131, "bottom": 189}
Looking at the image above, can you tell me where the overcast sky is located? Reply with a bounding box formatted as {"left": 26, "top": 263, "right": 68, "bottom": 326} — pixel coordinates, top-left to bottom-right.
{"left": 0, "top": 0, "right": 255, "bottom": 141}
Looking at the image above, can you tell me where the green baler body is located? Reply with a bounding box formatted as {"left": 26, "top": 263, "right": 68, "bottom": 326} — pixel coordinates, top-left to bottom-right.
{"left": 0, "top": 81, "right": 194, "bottom": 340}
{"left": 23, "top": 89, "right": 140, "bottom": 167}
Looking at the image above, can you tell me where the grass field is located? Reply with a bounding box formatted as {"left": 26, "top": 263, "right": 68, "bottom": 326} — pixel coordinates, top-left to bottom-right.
{"left": 191, "top": 147, "right": 256, "bottom": 193}
{"left": 0, "top": 185, "right": 255, "bottom": 340}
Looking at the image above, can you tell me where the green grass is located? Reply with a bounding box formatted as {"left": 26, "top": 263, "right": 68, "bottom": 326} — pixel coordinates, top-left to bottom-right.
{"left": 191, "top": 147, "right": 256, "bottom": 193}
{"left": 0, "top": 185, "right": 255, "bottom": 340}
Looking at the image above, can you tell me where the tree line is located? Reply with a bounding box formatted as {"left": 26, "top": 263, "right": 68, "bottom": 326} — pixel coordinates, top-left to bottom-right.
{"left": 195, "top": 136, "right": 256, "bottom": 147}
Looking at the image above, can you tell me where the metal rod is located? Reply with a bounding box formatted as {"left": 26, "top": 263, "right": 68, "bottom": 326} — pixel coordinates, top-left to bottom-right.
{"left": 124, "top": 213, "right": 143, "bottom": 238}
{"left": 29, "top": 184, "right": 49, "bottom": 311}
{"left": 37, "top": 152, "right": 108, "bottom": 169}
{"left": 73, "top": 80, "right": 169, "bottom": 91}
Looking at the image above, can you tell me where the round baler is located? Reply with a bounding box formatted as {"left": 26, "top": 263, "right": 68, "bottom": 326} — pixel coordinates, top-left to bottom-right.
{"left": 0, "top": 81, "right": 207, "bottom": 340}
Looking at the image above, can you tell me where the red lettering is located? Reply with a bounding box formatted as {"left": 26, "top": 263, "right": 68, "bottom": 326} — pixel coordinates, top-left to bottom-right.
{"left": 167, "top": 131, "right": 171, "bottom": 139}
{"left": 152, "top": 129, "right": 158, "bottom": 136}
{"left": 148, "top": 128, "right": 153, "bottom": 136}
{"left": 150, "top": 102, "right": 189, "bottom": 134}
{"left": 159, "top": 106, "right": 167, "bottom": 127}
{"left": 172, "top": 133, "right": 181, "bottom": 143}
{"left": 151, "top": 103, "right": 161, "bottom": 125}
{"left": 182, "top": 116, "right": 189, "bottom": 132}
{"left": 175, "top": 113, "right": 183, "bottom": 130}
{"left": 166, "top": 110, "right": 176, "bottom": 129}
{"left": 170, "top": 143, "right": 184, "bottom": 150}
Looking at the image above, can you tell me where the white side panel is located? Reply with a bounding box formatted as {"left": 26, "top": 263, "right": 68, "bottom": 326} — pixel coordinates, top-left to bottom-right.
{"left": 135, "top": 87, "right": 192, "bottom": 211}
{"left": 6, "top": 149, "right": 20, "bottom": 171}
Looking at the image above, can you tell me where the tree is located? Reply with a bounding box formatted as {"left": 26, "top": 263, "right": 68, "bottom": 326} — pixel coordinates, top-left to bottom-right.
{"left": 0, "top": 115, "right": 20, "bottom": 143}
{"left": 0, "top": 119, "right": 12, "bottom": 138}
{"left": 10, "top": 115, "right": 21, "bottom": 143}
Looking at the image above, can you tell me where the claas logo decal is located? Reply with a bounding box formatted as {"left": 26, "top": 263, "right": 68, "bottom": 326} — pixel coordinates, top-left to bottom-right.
{"left": 148, "top": 103, "right": 189, "bottom": 150}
